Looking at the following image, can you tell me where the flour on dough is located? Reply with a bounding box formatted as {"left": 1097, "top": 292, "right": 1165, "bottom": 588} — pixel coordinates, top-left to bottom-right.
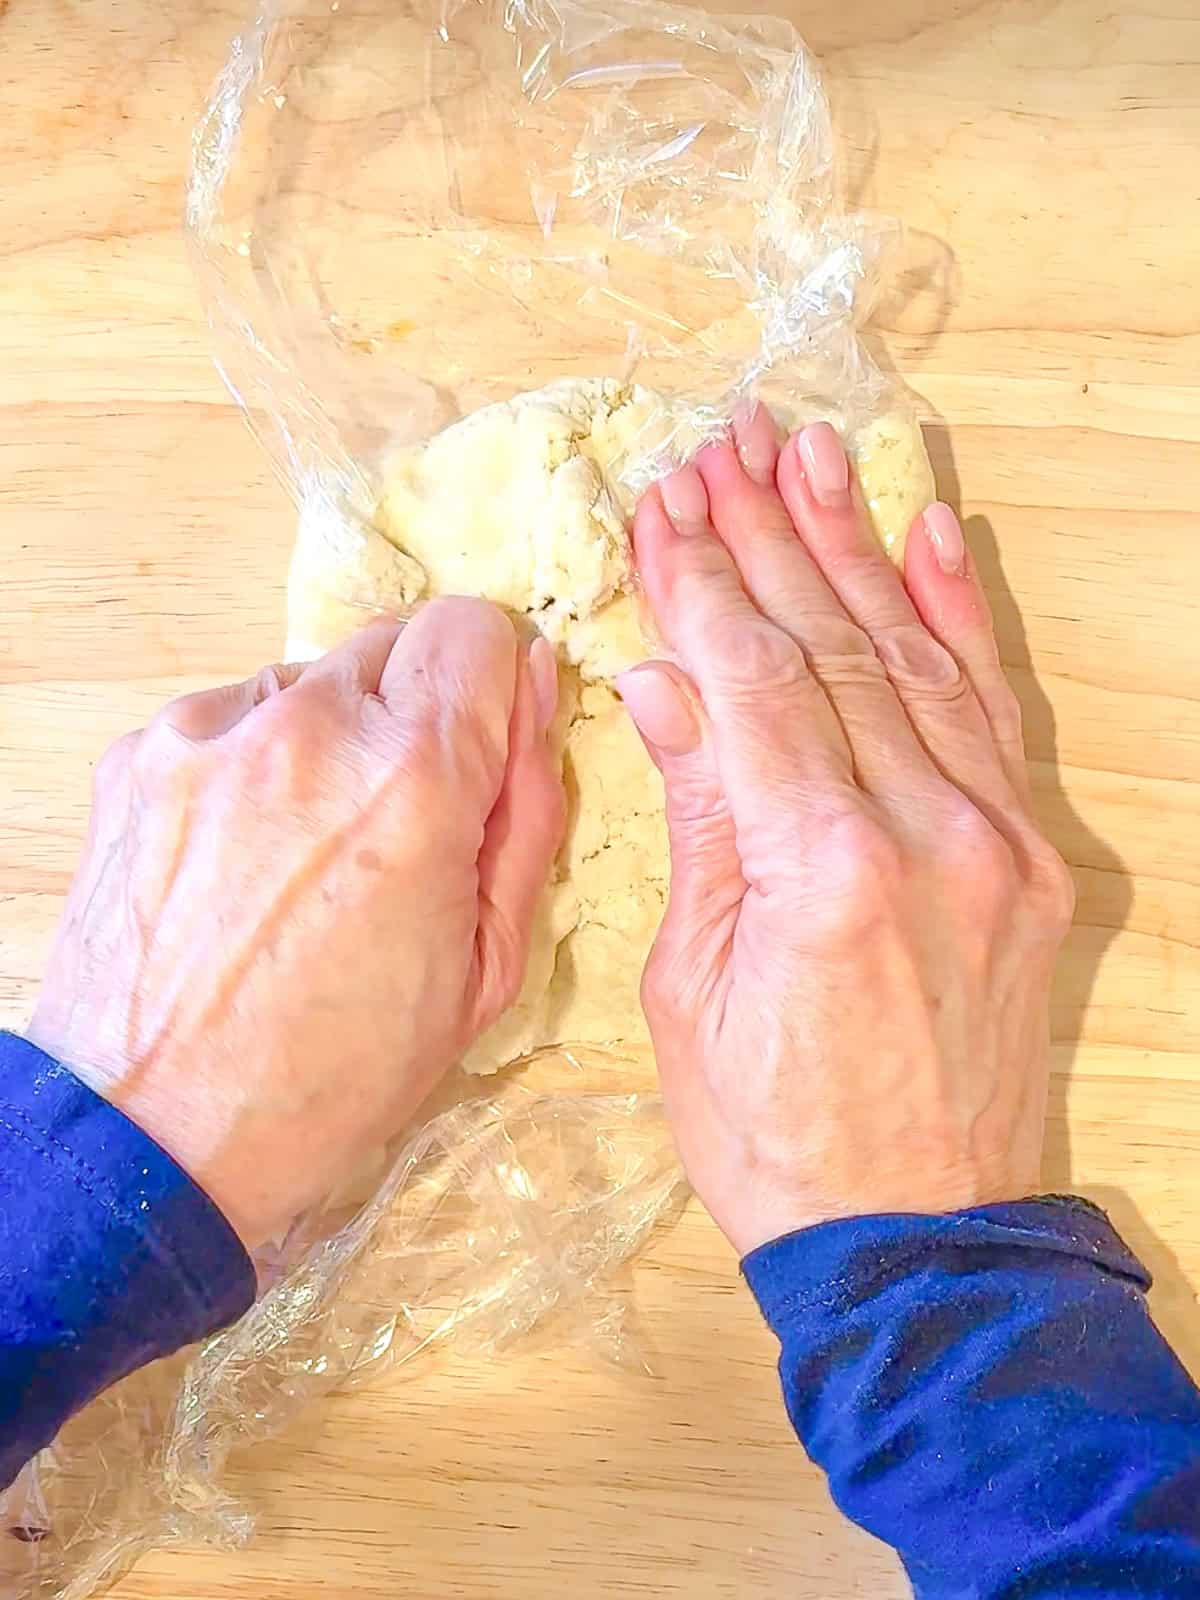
{"left": 284, "top": 377, "right": 935, "bottom": 1073}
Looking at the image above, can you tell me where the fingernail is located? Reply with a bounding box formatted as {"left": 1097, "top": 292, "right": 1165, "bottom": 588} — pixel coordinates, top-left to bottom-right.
{"left": 923, "top": 502, "right": 967, "bottom": 576}
{"left": 528, "top": 636, "right": 559, "bottom": 735}
{"left": 797, "top": 422, "right": 851, "bottom": 509}
{"left": 733, "top": 399, "right": 781, "bottom": 487}
{"left": 616, "top": 664, "right": 700, "bottom": 756}
{"left": 660, "top": 464, "right": 710, "bottom": 535}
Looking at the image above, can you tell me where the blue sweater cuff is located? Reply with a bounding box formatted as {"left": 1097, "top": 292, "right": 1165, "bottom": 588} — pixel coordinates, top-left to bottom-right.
{"left": 742, "top": 1197, "right": 1200, "bottom": 1598}
{"left": 0, "top": 1031, "right": 256, "bottom": 1489}
{"left": 742, "top": 1194, "right": 1150, "bottom": 1321}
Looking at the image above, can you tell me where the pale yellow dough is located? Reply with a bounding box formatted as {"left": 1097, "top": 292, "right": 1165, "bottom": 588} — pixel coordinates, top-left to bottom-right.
{"left": 852, "top": 411, "right": 937, "bottom": 559}
{"left": 374, "top": 379, "right": 682, "bottom": 681}
{"left": 284, "top": 379, "right": 934, "bottom": 1073}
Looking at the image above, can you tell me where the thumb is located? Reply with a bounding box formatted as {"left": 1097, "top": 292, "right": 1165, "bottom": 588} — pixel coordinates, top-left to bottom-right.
{"left": 616, "top": 664, "right": 744, "bottom": 972}
{"left": 472, "top": 637, "right": 566, "bottom": 1030}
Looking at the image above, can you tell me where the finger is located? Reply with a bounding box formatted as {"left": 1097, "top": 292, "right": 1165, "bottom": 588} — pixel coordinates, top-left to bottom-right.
{"left": 472, "top": 639, "right": 566, "bottom": 1029}
{"left": 377, "top": 596, "right": 521, "bottom": 807}
{"left": 903, "top": 504, "right": 1034, "bottom": 810}
{"left": 775, "top": 423, "right": 1025, "bottom": 820}
{"left": 159, "top": 663, "right": 307, "bottom": 740}
{"left": 299, "top": 615, "right": 406, "bottom": 698}
{"left": 633, "top": 472, "right": 858, "bottom": 846}
{"left": 616, "top": 663, "right": 743, "bottom": 1005}
{"left": 699, "top": 409, "right": 939, "bottom": 800}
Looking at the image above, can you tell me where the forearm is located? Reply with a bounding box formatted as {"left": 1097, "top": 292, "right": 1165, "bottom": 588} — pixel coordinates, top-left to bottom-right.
{"left": 745, "top": 1199, "right": 1200, "bottom": 1598}
{"left": 0, "top": 1032, "right": 255, "bottom": 1489}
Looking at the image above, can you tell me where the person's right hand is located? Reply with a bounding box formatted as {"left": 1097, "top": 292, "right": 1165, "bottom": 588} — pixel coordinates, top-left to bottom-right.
{"left": 27, "top": 601, "right": 563, "bottom": 1251}
{"left": 619, "top": 409, "right": 1075, "bottom": 1257}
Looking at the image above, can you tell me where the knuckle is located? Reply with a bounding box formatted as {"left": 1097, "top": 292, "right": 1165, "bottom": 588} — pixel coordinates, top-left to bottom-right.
{"left": 132, "top": 716, "right": 190, "bottom": 771}
{"left": 875, "top": 624, "right": 966, "bottom": 701}
{"left": 1027, "top": 840, "right": 1077, "bottom": 932}
{"left": 674, "top": 532, "right": 744, "bottom": 589}
{"left": 800, "top": 617, "right": 883, "bottom": 682}
{"left": 674, "top": 555, "right": 754, "bottom": 632}
{"left": 939, "top": 804, "right": 1017, "bottom": 891}
{"left": 807, "top": 611, "right": 875, "bottom": 658}
{"left": 128, "top": 719, "right": 205, "bottom": 803}
{"left": 987, "top": 682, "right": 1026, "bottom": 751}
{"left": 834, "top": 549, "right": 900, "bottom": 593}
{"left": 809, "top": 808, "right": 907, "bottom": 923}
{"left": 245, "top": 681, "right": 334, "bottom": 750}
{"left": 704, "top": 612, "right": 808, "bottom": 694}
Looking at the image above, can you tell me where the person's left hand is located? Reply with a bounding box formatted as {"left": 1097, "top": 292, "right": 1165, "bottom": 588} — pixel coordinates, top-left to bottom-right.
{"left": 27, "top": 600, "right": 564, "bottom": 1249}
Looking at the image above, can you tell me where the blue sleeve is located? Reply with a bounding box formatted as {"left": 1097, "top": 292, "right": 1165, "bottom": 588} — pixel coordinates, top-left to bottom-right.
{"left": 0, "top": 1031, "right": 256, "bottom": 1491}
{"left": 743, "top": 1198, "right": 1200, "bottom": 1597}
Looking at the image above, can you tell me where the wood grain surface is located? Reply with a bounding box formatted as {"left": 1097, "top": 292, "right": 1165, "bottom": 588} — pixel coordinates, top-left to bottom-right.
{"left": 2, "top": 2, "right": 1198, "bottom": 1596}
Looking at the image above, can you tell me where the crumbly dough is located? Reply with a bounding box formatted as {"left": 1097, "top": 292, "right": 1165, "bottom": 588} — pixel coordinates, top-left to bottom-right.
{"left": 375, "top": 379, "right": 678, "bottom": 680}
{"left": 284, "top": 378, "right": 934, "bottom": 1073}
{"left": 852, "top": 411, "right": 937, "bottom": 560}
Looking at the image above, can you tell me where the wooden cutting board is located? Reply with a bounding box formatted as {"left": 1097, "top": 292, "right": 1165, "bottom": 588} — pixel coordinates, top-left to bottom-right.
{"left": 1, "top": 2, "right": 1197, "bottom": 1596}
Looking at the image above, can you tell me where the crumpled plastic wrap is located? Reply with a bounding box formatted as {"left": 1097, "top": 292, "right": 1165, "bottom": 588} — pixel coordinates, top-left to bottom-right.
{"left": 2, "top": 3, "right": 925, "bottom": 1594}
{"left": 1, "top": 1067, "right": 685, "bottom": 1598}
{"left": 187, "top": 0, "right": 927, "bottom": 627}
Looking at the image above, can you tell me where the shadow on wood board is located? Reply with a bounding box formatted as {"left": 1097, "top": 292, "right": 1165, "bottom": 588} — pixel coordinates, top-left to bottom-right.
{"left": 925, "top": 421, "right": 1134, "bottom": 1156}
{"left": 919, "top": 428, "right": 1198, "bottom": 1380}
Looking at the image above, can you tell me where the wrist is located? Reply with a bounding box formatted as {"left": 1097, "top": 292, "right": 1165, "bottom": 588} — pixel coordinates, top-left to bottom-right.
{"left": 710, "top": 1155, "right": 1045, "bottom": 1259}
{"left": 24, "top": 1022, "right": 263, "bottom": 1246}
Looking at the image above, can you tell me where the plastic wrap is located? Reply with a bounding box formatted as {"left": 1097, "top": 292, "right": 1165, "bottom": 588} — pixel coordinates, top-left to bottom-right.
{"left": 186, "top": 0, "right": 931, "bottom": 641}
{"left": 2, "top": 3, "right": 931, "bottom": 1593}
{"left": 2, "top": 1067, "right": 685, "bottom": 1598}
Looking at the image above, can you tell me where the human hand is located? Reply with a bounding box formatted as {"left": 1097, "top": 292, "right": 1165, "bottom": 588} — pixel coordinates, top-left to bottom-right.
{"left": 619, "top": 411, "right": 1074, "bottom": 1256}
{"left": 28, "top": 601, "right": 563, "bottom": 1249}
